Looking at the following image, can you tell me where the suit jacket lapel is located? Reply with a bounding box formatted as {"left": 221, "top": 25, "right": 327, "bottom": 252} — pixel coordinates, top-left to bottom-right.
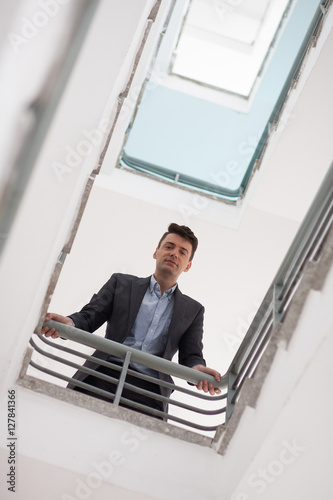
{"left": 127, "top": 276, "right": 151, "bottom": 335}
{"left": 167, "top": 287, "right": 188, "bottom": 346}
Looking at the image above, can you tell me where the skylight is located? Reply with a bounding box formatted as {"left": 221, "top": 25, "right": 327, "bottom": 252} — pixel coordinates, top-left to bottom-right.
{"left": 171, "top": 0, "right": 290, "bottom": 98}
{"left": 119, "top": 0, "right": 324, "bottom": 203}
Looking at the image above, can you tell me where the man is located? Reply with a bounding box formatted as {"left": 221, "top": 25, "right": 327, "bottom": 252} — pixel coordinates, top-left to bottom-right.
{"left": 42, "top": 223, "right": 221, "bottom": 418}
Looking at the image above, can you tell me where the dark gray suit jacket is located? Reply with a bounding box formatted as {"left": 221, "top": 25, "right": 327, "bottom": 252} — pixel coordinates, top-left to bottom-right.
{"left": 68, "top": 273, "right": 206, "bottom": 411}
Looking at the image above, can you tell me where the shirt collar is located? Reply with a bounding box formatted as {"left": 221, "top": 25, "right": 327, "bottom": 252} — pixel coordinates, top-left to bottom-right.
{"left": 150, "top": 275, "right": 177, "bottom": 299}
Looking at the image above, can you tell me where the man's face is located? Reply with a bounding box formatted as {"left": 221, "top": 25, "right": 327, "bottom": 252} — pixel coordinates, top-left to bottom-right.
{"left": 153, "top": 233, "right": 192, "bottom": 280}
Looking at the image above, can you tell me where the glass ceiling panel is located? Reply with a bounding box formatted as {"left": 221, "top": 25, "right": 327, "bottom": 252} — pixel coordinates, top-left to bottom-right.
{"left": 171, "top": 0, "right": 290, "bottom": 97}
{"left": 214, "top": 0, "right": 270, "bottom": 44}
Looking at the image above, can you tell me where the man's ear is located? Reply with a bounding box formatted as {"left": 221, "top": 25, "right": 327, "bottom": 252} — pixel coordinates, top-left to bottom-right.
{"left": 183, "top": 261, "right": 192, "bottom": 273}
{"left": 153, "top": 247, "right": 158, "bottom": 259}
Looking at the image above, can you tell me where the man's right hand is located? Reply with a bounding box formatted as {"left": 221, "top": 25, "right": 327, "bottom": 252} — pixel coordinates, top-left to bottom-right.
{"left": 40, "top": 313, "right": 73, "bottom": 339}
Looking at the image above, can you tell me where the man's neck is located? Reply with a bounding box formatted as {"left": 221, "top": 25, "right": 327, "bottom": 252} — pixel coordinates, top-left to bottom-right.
{"left": 153, "top": 273, "right": 176, "bottom": 296}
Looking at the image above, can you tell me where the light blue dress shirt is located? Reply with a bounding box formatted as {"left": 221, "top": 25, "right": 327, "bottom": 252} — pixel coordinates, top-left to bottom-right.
{"left": 122, "top": 275, "right": 177, "bottom": 377}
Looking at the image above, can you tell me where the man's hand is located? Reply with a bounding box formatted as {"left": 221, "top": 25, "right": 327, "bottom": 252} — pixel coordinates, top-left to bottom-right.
{"left": 192, "top": 364, "right": 222, "bottom": 395}
{"left": 40, "top": 313, "right": 73, "bottom": 339}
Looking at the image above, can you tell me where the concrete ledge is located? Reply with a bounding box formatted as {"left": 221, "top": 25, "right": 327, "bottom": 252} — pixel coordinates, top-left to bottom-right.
{"left": 62, "top": 176, "right": 95, "bottom": 255}
{"left": 148, "top": 0, "right": 162, "bottom": 21}
{"left": 278, "top": 260, "right": 317, "bottom": 347}
{"left": 312, "top": 222, "right": 333, "bottom": 291}
{"left": 34, "top": 256, "right": 67, "bottom": 334}
{"left": 217, "top": 324, "right": 281, "bottom": 455}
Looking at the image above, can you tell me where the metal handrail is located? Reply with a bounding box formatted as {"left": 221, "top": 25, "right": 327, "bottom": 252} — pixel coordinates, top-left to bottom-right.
{"left": 30, "top": 335, "right": 226, "bottom": 417}
{"left": 29, "top": 324, "right": 227, "bottom": 431}
{"left": 43, "top": 320, "right": 229, "bottom": 389}
{"left": 33, "top": 333, "right": 222, "bottom": 402}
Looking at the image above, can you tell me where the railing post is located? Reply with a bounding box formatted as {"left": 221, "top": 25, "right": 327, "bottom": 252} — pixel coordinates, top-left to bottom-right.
{"left": 113, "top": 351, "right": 131, "bottom": 406}
{"left": 226, "top": 372, "right": 237, "bottom": 423}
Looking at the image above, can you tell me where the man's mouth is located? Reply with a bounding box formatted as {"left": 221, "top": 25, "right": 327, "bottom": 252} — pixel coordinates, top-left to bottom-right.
{"left": 165, "top": 259, "right": 177, "bottom": 267}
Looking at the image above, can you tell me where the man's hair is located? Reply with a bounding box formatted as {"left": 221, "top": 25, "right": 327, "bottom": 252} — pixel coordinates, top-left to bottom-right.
{"left": 157, "top": 223, "right": 198, "bottom": 261}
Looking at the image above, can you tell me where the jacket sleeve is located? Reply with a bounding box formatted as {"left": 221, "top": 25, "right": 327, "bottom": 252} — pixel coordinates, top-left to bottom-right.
{"left": 68, "top": 274, "right": 119, "bottom": 333}
{"left": 177, "top": 304, "right": 206, "bottom": 368}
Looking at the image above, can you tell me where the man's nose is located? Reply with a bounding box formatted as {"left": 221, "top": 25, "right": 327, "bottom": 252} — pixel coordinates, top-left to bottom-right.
{"left": 170, "top": 250, "right": 178, "bottom": 259}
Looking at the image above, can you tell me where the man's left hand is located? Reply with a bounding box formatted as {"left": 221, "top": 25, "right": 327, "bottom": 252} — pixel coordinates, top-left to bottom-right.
{"left": 192, "top": 365, "right": 222, "bottom": 395}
